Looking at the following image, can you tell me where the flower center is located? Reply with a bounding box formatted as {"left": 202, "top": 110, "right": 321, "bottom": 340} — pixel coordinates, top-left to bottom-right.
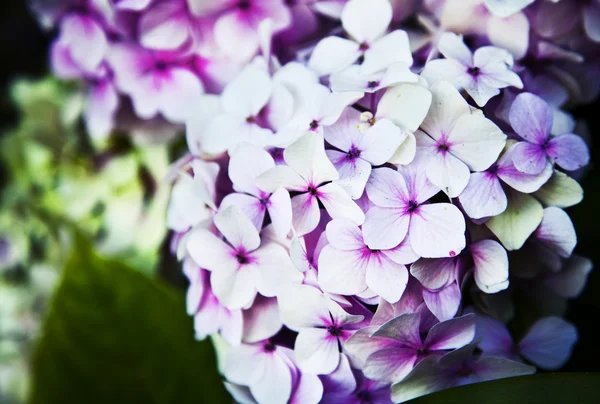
{"left": 246, "top": 115, "right": 256, "bottom": 123}
{"left": 263, "top": 341, "right": 276, "bottom": 352}
{"left": 308, "top": 186, "right": 318, "bottom": 196}
{"left": 356, "top": 390, "right": 372, "bottom": 402}
{"left": 367, "top": 80, "right": 379, "bottom": 89}
{"left": 154, "top": 60, "right": 168, "bottom": 71}
{"left": 327, "top": 325, "right": 342, "bottom": 337}
{"left": 467, "top": 66, "right": 481, "bottom": 77}
{"left": 488, "top": 163, "right": 499, "bottom": 175}
{"left": 359, "top": 42, "right": 370, "bottom": 51}
{"left": 437, "top": 142, "right": 450, "bottom": 152}
{"left": 408, "top": 200, "right": 419, "bottom": 213}
{"left": 236, "top": 253, "right": 249, "bottom": 264}
{"left": 309, "top": 120, "right": 319, "bottom": 130}
{"left": 347, "top": 146, "right": 362, "bottom": 160}
{"left": 238, "top": 0, "right": 251, "bottom": 10}
{"left": 259, "top": 196, "right": 270, "bottom": 206}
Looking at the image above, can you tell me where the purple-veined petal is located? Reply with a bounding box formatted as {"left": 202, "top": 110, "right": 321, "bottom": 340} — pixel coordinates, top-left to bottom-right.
{"left": 424, "top": 313, "right": 475, "bottom": 351}
{"left": 471, "top": 240, "right": 510, "bottom": 294}
{"left": 85, "top": 79, "right": 118, "bottom": 141}
{"left": 364, "top": 348, "right": 418, "bottom": 384}
{"left": 344, "top": 326, "right": 403, "bottom": 368}
{"left": 545, "top": 134, "right": 590, "bottom": 172}
{"left": 511, "top": 141, "right": 547, "bottom": 175}
{"left": 290, "top": 372, "right": 323, "bottom": 404}
{"left": 291, "top": 193, "right": 321, "bottom": 236}
{"left": 266, "top": 188, "right": 293, "bottom": 239}
{"left": 438, "top": 32, "right": 473, "bottom": 66}
{"left": 318, "top": 245, "right": 369, "bottom": 296}
{"left": 535, "top": 207, "right": 576, "bottom": 259}
{"left": 390, "top": 356, "right": 456, "bottom": 402}
{"left": 251, "top": 350, "right": 294, "bottom": 404}
{"left": 139, "top": 1, "right": 189, "bottom": 50}
{"left": 424, "top": 150, "right": 471, "bottom": 198}
{"left": 214, "top": 11, "right": 261, "bottom": 62}
{"left": 323, "top": 107, "right": 363, "bottom": 151}
{"left": 326, "top": 150, "right": 372, "bottom": 200}
{"left": 518, "top": 317, "right": 578, "bottom": 370}
{"left": 365, "top": 254, "right": 409, "bottom": 303}
{"left": 318, "top": 183, "right": 365, "bottom": 225}
{"left": 295, "top": 329, "right": 341, "bottom": 375}
{"left": 363, "top": 206, "right": 410, "bottom": 250}
{"left": 410, "top": 258, "right": 458, "bottom": 291}
{"left": 497, "top": 143, "right": 553, "bottom": 193}
{"left": 60, "top": 14, "right": 108, "bottom": 72}
{"left": 372, "top": 312, "right": 422, "bottom": 347}
{"left": 423, "top": 282, "right": 461, "bottom": 322}
{"left": 409, "top": 204, "right": 466, "bottom": 259}
{"left": 214, "top": 205, "right": 261, "bottom": 252}
{"left": 383, "top": 238, "right": 420, "bottom": 265}
{"left": 224, "top": 343, "right": 268, "bottom": 386}
{"left": 366, "top": 167, "right": 409, "bottom": 208}
{"left": 472, "top": 311, "right": 514, "bottom": 358}
{"left": 325, "top": 218, "right": 364, "bottom": 251}
{"left": 220, "top": 193, "right": 266, "bottom": 233}
{"left": 459, "top": 172, "right": 507, "bottom": 219}
{"left": 509, "top": 92, "right": 553, "bottom": 144}
{"left": 472, "top": 356, "right": 536, "bottom": 383}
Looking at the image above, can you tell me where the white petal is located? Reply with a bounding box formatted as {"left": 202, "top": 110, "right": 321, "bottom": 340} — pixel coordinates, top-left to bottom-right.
{"left": 363, "top": 206, "right": 410, "bottom": 250}
{"left": 420, "top": 81, "right": 471, "bottom": 143}
{"left": 487, "top": 12, "right": 530, "bottom": 59}
{"left": 308, "top": 36, "right": 360, "bottom": 76}
{"left": 295, "top": 328, "right": 340, "bottom": 374}
{"left": 251, "top": 351, "right": 293, "bottom": 404}
{"left": 211, "top": 263, "right": 259, "bottom": 310}
{"left": 409, "top": 204, "right": 466, "bottom": 258}
{"left": 187, "top": 229, "right": 234, "bottom": 272}
{"left": 266, "top": 188, "right": 293, "bottom": 239}
{"left": 222, "top": 64, "right": 273, "bottom": 117}
{"left": 220, "top": 193, "right": 266, "bottom": 233}
{"left": 325, "top": 218, "right": 365, "bottom": 251}
{"left": 342, "top": 0, "right": 392, "bottom": 43}
{"left": 363, "top": 30, "right": 414, "bottom": 73}
{"left": 326, "top": 150, "right": 372, "bottom": 200}
{"left": 278, "top": 285, "right": 331, "bottom": 330}
{"left": 365, "top": 255, "right": 409, "bottom": 303}
{"left": 377, "top": 83, "right": 432, "bottom": 132}
{"left": 365, "top": 167, "right": 409, "bottom": 208}
{"left": 459, "top": 172, "right": 507, "bottom": 220}
{"left": 252, "top": 242, "right": 302, "bottom": 297}
{"left": 449, "top": 114, "right": 506, "bottom": 172}
{"left": 438, "top": 32, "right": 473, "bottom": 66}
{"left": 291, "top": 192, "right": 321, "bottom": 236}
{"left": 256, "top": 165, "right": 307, "bottom": 193}
{"left": 214, "top": 205, "right": 261, "bottom": 252}
{"left": 242, "top": 297, "right": 282, "bottom": 343}
{"left": 424, "top": 151, "right": 471, "bottom": 198}
{"left": 534, "top": 207, "right": 576, "bottom": 258}
{"left": 318, "top": 183, "right": 366, "bottom": 225}
{"left": 285, "top": 132, "right": 339, "bottom": 185}
{"left": 359, "top": 119, "right": 406, "bottom": 165}
{"left": 471, "top": 240, "right": 510, "bottom": 294}
{"left": 388, "top": 131, "right": 417, "bottom": 165}
{"left": 484, "top": 0, "right": 534, "bottom": 18}
{"left": 229, "top": 144, "right": 275, "bottom": 196}
{"left": 318, "top": 245, "right": 369, "bottom": 296}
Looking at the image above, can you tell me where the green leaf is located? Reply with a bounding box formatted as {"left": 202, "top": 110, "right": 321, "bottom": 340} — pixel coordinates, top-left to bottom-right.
{"left": 28, "top": 235, "right": 229, "bottom": 404}
{"left": 407, "top": 373, "right": 600, "bottom": 403}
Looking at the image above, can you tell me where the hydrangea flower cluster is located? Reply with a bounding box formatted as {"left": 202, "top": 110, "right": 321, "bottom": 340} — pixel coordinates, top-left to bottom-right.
{"left": 36, "top": 0, "right": 597, "bottom": 402}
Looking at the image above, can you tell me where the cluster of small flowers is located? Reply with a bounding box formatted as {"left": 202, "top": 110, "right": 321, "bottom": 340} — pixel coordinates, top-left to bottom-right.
{"left": 37, "top": 0, "right": 597, "bottom": 402}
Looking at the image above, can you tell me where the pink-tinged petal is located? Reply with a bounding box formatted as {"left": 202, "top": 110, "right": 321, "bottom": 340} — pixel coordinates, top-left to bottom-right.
{"left": 365, "top": 254, "right": 409, "bottom": 303}
{"left": 364, "top": 348, "right": 418, "bottom": 384}
{"left": 187, "top": 229, "right": 235, "bottom": 272}
{"left": 286, "top": 132, "right": 339, "bottom": 186}
{"left": 320, "top": 353, "right": 357, "bottom": 398}
{"left": 220, "top": 193, "right": 266, "bottom": 233}
{"left": 535, "top": 207, "right": 576, "bottom": 258}
{"left": 325, "top": 219, "right": 364, "bottom": 251}
{"left": 291, "top": 193, "right": 321, "bottom": 236}
{"left": 251, "top": 351, "right": 294, "bottom": 404}
{"left": 420, "top": 59, "right": 472, "bottom": 90}
{"left": 471, "top": 240, "right": 510, "bottom": 294}
{"left": 511, "top": 141, "right": 547, "bottom": 175}
{"left": 222, "top": 64, "right": 273, "bottom": 117}
{"left": 243, "top": 297, "right": 282, "bottom": 343}
{"left": 372, "top": 312, "right": 422, "bottom": 347}
{"left": 390, "top": 356, "right": 456, "bottom": 403}
{"left": 363, "top": 207, "right": 410, "bottom": 250}
{"left": 290, "top": 372, "right": 323, "bottom": 404}
{"left": 366, "top": 168, "right": 409, "bottom": 208}
{"left": 545, "top": 134, "right": 590, "bottom": 172}
{"left": 497, "top": 144, "right": 553, "bottom": 193}
{"left": 472, "top": 356, "right": 536, "bottom": 384}
{"left": 318, "top": 183, "right": 365, "bottom": 225}
{"left": 211, "top": 262, "right": 259, "bottom": 310}
{"left": 344, "top": 326, "right": 403, "bottom": 368}
{"left": 115, "top": 0, "right": 152, "bottom": 10}
{"left": 509, "top": 92, "right": 553, "bottom": 144}
{"left": 583, "top": 1, "right": 600, "bottom": 42}
{"left": 214, "top": 205, "right": 261, "bottom": 252}
{"left": 326, "top": 150, "right": 372, "bottom": 200}
{"left": 425, "top": 151, "right": 470, "bottom": 198}
{"left": 266, "top": 188, "right": 293, "bottom": 239}
{"left": 359, "top": 119, "right": 406, "bottom": 165}
{"left": 459, "top": 172, "right": 507, "bottom": 220}
{"left": 214, "top": 11, "right": 260, "bottom": 62}
{"left": 518, "top": 317, "right": 578, "bottom": 370}
{"left": 363, "top": 30, "right": 414, "bottom": 73}
{"left": 256, "top": 165, "right": 307, "bottom": 193}
{"left": 318, "top": 245, "right": 369, "bottom": 296}
{"left": 342, "top": 0, "right": 391, "bottom": 43}
{"left": 295, "top": 329, "right": 341, "bottom": 374}
{"left": 544, "top": 255, "right": 593, "bottom": 299}
{"left": 420, "top": 82, "right": 470, "bottom": 142}
{"left": 252, "top": 242, "right": 302, "bottom": 298}
{"left": 50, "top": 42, "right": 81, "bottom": 79}
{"left": 278, "top": 285, "right": 331, "bottom": 330}
{"left": 410, "top": 258, "right": 458, "bottom": 291}
{"left": 471, "top": 311, "right": 514, "bottom": 357}
{"left": 323, "top": 107, "right": 363, "bottom": 151}
{"left": 535, "top": 0, "right": 580, "bottom": 39}
{"left": 409, "top": 204, "right": 466, "bottom": 259}
{"left": 448, "top": 114, "right": 506, "bottom": 172}
{"left": 397, "top": 155, "right": 441, "bottom": 204}
{"left": 60, "top": 14, "right": 108, "bottom": 72}
{"left": 425, "top": 314, "right": 475, "bottom": 351}
{"left": 139, "top": 1, "right": 189, "bottom": 50}
{"left": 195, "top": 300, "right": 242, "bottom": 344}
{"left": 85, "top": 80, "right": 118, "bottom": 141}
{"left": 423, "top": 282, "right": 461, "bottom": 321}
{"left": 383, "top": 238, "right": 420, "bottom": 265}
{"left": 308, "top": 36, "right": 361, "bottom": 76}
{"left": 229, "top": 144, "right": 275, "bottom": 196}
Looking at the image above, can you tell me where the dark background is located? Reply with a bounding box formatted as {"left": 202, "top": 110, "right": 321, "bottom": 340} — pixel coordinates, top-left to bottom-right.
{"left": 1, "top": 0, "right": 598, "bottom": 375}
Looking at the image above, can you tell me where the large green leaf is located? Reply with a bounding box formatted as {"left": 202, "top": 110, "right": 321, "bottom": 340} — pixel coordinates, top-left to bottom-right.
{"left": 409, "top": 373, "right": 600, "bottom": 403}
{"left": 28, "top": 236, "right": 229, "bottom": 404}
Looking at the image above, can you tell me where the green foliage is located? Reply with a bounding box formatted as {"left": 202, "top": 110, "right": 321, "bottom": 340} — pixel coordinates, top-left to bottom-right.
{"left": 28, "top": 236, "right": 229, "bottom": 404}
{"left": 408, "top": 373, "right": 600, "bottom": 404}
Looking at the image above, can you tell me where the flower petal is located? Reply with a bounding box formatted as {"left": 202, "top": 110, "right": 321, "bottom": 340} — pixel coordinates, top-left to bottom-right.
{"left": 318, "top": 183, "right": 365, "bottom": 225}
{"left": 318, "top": 245, "right": 369, "bottom": 296}
{"left": 308, "top": 36, "right": 360, "bottom": 76}
{"left": 422, "top": 282, "right": 461, "bottom": 322}
{"left": 365, "top": 254, "right": 409, "bottom": 303}
{"left": 511, "top": 141, "right": 548, "bottom": 175}
{"left": 229, "top": 144, "right": 275, "bottom": 196}
{"left": 291, "top": 192, "right": 321, "bottom": 236}
{"left": 295, "top": 329, "right": 341, "bottom": 374}
{"left": 509, "top": 92, "right": 553, "bottom": 144}
{"left": 545, "top": 134, "right": 590, "bottom": 172}
{"left": 459, "top": 172, "right": 507, "bottom": 220}
{"left": 341, "top": 0, "right": 392, "bottom": 43}
{"left": 214, "top": 205, "right": 261, "bottom": 252}
{"left": 266, "top": 188, "right": 293, "bottom": 239}
{"left": 363, "top": 207, "right": 410, "bottom": 250}
{"left": 409, "top": 204, "right": 466, "bottom": 259}
{"left": 424, "top": 313, "right": 475, "bottom": 351}
{"left": 471, "top": 240, "right": 510, "bottom": 294}
{"left": 518, "top": 317, "right": 578, "bottom": 370}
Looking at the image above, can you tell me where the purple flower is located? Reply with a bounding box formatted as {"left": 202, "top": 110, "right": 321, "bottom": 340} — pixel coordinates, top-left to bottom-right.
{"left": 509, "top": 92, "right": 590, "bottom": 175}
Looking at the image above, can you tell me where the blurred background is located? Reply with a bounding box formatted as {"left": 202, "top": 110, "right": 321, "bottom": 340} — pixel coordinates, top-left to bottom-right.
{"left": 0, "top": 1, "right": 598, "bottom": 403}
